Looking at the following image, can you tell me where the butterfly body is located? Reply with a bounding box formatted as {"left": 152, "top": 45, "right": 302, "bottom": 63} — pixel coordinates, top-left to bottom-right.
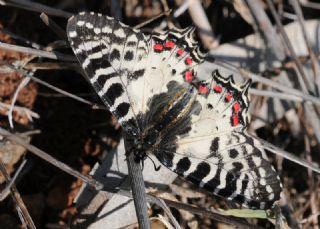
{"left": 127, "top": 83, "right": 197, "bottom": 162}
{"left": 67, "top": 12, "right": 281, "bottom": 210}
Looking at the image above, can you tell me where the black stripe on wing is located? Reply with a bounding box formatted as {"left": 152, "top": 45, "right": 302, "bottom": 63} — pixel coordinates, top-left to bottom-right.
{"left": 67, "top": 12, "right": 141, "bottom": 135}
{"left": 154, "top": 132, "right": 281, "bottom": 210}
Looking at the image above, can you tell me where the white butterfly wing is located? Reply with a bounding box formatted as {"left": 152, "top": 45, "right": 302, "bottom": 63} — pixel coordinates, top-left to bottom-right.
{"left": 67, "top": 12, "right": 281, "bottom": 210}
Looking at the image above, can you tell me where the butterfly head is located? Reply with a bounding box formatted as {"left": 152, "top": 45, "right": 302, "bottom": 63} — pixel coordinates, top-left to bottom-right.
{"left": 130, "top": 128, "right": 160, "bottom": 162}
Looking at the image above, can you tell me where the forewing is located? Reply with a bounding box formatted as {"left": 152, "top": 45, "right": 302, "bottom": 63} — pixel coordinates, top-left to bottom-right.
{"left": 67, "top": 12, "right": 207, "bottom": 132}
{"left": 67, "top": 12, "right": 149, "bottom": 134}
{"left": 137, "top": 27, "right": 205, "bottom": 114}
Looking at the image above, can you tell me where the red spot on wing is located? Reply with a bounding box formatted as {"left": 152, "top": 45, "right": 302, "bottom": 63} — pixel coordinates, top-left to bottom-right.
{"left": 177, "top": 48, "right": 184, "bottom": 56}
{"left": 225, "top": 93, "right": 232, "bottom": 102}
{"left": 184, "top": 71, "right": 193, "bottom": 82}
{"left": 199, "top": 84, "right": 209, "bottom": 94}
{"left": 185, "top": 57, "right": 192, "bottom": 65}
{"left": 164, "top": 41, "right": 175, "bottom": 49}
{"left": 233, "top": 102, "right": 240, "bottom": 113}
{"left": 232, "top": 114, "right": 239, "bottom": 126}
{"left": 213, "top": 85, "right": 222, "bottom": 93}
{"left": 154, "top": 43, "right": 163, "bottom": 52}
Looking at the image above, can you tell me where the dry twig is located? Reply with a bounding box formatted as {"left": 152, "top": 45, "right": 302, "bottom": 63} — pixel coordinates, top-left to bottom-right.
{"left": 0, "top": 42, "right": 75, "bottom": 61}
{"left": 187, "top": 0, "right": 218, "bottom": 49}
{"left": 245, "top": 0, "right": 285, "bottom": 61}
{"left": 0, "top": 0, "right": 72, "bottom": 18}
{"left": 0, "top": 127, "right": 103, "bottom": 190}
{"left": 0, "top": 159, "right": 35, "bottom": 229}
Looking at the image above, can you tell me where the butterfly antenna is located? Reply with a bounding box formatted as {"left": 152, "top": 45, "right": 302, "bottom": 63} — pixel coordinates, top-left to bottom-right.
{"left": 147, "top": 155, "right": 161, "bottom": 171}
{"left": 140, "top": 159, "right": 145, "bottom": 170}
{"left": 134, "top": 9, "right": 172, "bottom": 29}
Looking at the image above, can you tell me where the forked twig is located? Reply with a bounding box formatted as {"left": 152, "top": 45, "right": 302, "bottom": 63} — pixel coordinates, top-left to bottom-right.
{"left": 145, "top": 194, "right": 180, "bottom": 228}
{"left": 0, "top": 160, "right": 26, "bottom": 201}
{"left": 0, "top": 102, "right": 39, "bottom": 120}
{"left": 0, "top": 159, "right": 36, "bottom": 229}
{"left": 3, "top": 63, "right": 107, "bottom": 111}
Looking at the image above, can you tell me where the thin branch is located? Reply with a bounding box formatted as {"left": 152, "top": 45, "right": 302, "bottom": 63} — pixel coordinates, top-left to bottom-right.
{"left": 124, "top": 134, "right": 151, "bottom": 229}
{"left": 305, "top": 136, "right": 319, "bottom": 229}
{"left": 264, "top": 2, "right": 320, "bottom": 146}
{"left": 146, "top": 194, "right": 181, "bottom": 229}
{"left": 0, "top": 101, "right": 40, "bottom": 120}
{"left": 0, "top": 42, "right": 76, "bottom": 61}
{"left": 160, "top": 197, "right": 262, "bottom": 229}
{"left": 245, "top": 0, "right": 285, "bottom": 61}
{"left": 299, "top": 0, "right": 320, "bottom": 10}
{"left": 117, "top": 190, "right": 261, "bottom": 229}
{"left": 281, "top": 12, "right": 298, "bottom": 20}
{"left": 265, "top": 0, "right": 311, "bottom": 93}
{"left": 0, "top": 0, "right": 72, "bottom": 18}
{"left": 25, "top": 62, "right": 78, "bottom": 70}
{"left": 27, "top": 75, "right": 106, "bottom": 110}
{"left": 0, "top": 159, "right": 26, "bottom": 201}
{"left": 40, "top": 13, "right": 67, "bottom": 40}
{"left": 253, "top": 135, "right": 320, "bottom": 174}
{"left": 111, "top": 0, "right": 122, "bottom": 20}
{"left": 188, "top": 0, "right": 218, "bottom": 49}
{"left": 3, "top": 64, "right": 107, "bottom": 111}
{"left": 173, "top": 1, "right": 188, "bottom": 18}
{"left": 133, "top": 10, "right": 172, "bottom": 29}
{"left": 0, "top": 159, "right": 36, "bottom": 229}
{"left": 216, "top": 61, "right": 320, "bottom": 107}
{"left": 18, "top": 129, "right": 41, "bottom": 137}
{"left": 303, "top": 103, "right": 320, "bottom": 144}
{"left": 8, "top": 76, "right": 31, "bottom": 129}
{"left": 0, "top": 28, "right": 42, "bottom": 49}
{"left": 0, "top": 127, "right": 104, "bottom": 190}
{"left": 250, "top": 88, "right": 302, "bottom": 102}
{"left": 290, "top": 0, "right": 320, "bottom": 95}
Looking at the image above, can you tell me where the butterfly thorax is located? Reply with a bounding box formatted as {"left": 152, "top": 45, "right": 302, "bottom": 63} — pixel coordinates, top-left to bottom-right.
{"left": 127, "top": 128, "right": 159, "bottom": 162}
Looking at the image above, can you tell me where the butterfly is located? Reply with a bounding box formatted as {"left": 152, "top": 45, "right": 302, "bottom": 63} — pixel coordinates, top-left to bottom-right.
{"left": 67, "top": 12, "right": 281, "bottom": 210}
